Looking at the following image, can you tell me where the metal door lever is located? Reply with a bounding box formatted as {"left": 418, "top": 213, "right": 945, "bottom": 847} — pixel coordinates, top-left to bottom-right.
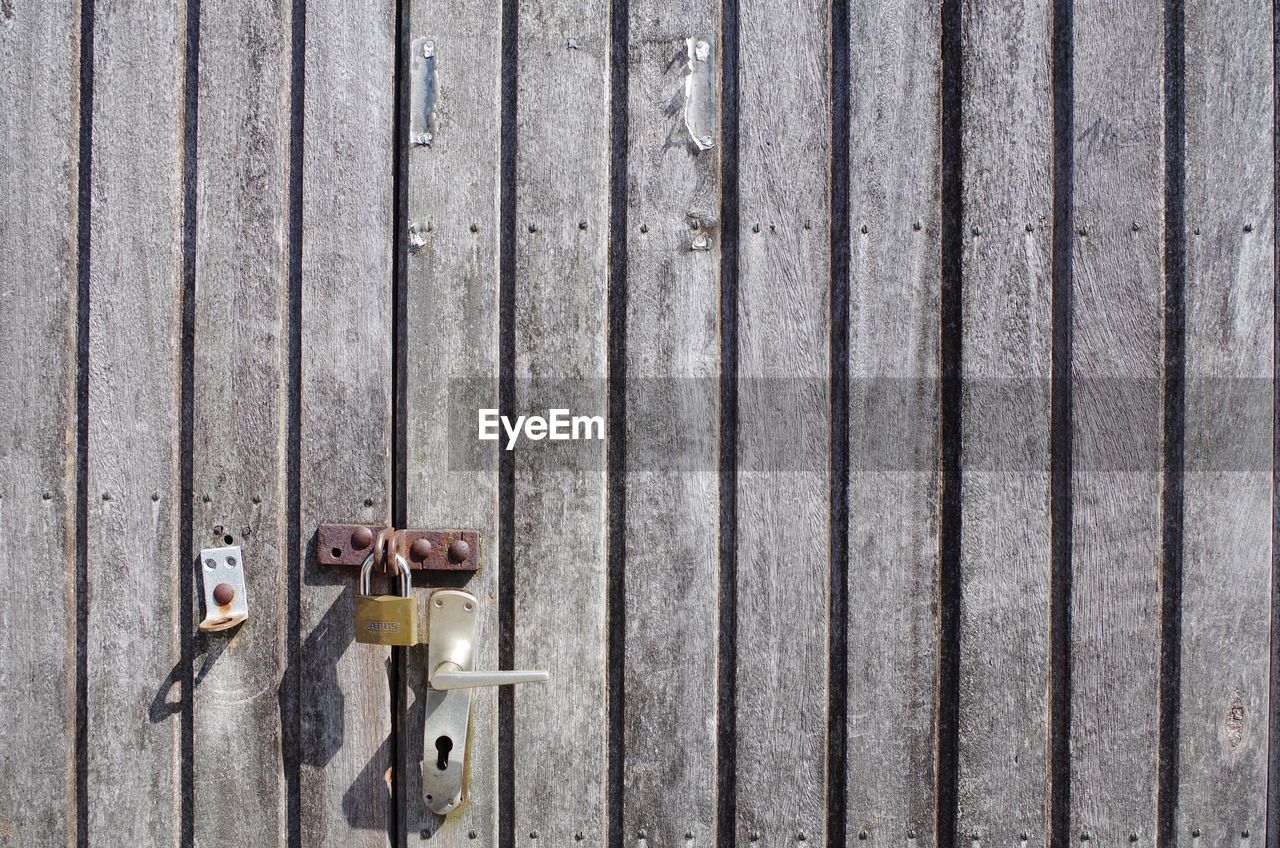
{"left": 430, "top": 663, "right": 549, "bottom": 690}
{"left": 422, "top": 589, "right": 548, "bottom": 815}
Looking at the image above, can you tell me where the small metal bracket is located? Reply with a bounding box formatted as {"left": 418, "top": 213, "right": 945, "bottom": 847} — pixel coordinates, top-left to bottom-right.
{"left": 199, "top": 545, "right": 248, "bottom": 631}
{"left": 316, "top": 524, "right": 479, "bottom": 572}
{"left": 684, "top": 37, "right": 716, "bottom": 152}
{"left": 409, "top": 36, "right": 437, "bottom": 147}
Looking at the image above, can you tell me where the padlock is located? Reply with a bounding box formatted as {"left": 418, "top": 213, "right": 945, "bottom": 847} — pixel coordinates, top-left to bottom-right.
{"left": 354, "top": 550, "right": 418, "bottom": 646}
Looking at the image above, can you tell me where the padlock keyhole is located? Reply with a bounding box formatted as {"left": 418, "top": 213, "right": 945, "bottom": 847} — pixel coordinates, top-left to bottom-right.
{"left": 435, "top": 735, "right": 453, "bottom": 771}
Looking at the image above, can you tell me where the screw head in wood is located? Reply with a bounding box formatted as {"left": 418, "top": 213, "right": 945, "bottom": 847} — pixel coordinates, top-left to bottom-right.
{"left": 797, "top": 832, "right": 807, "bottom": 842}
{"left": 575, "top": 833, "right": 585, "bottom": 842}
{"left": 1193, "top": 227, "right": 1201, "bottom": 235}
{"left": 752, "top": 223, "right": 761, "bottom": 233}
{"left": 213, "top": 583, "right": 235, "bottom": 605}
{"left": 410, "top": 538, "right": 433, "bottom": 562}
{"left": 42, "top": 491, "right": 52, "bottom": 500}
{"left": 251, "top": 494, "right": 262, "bottom": 504}
{"left": 363, "top": 497, "right": 374, "bottom": 507}
{"left": 1244, "top": 222, "right": 1254, "bottom": 232}
{"left": 1077, "top": 226, "right": 1088, "bottom": 236}
{"left": 420, "top": 830, "right": 430, "bottom": 840}
{"left": 639, "top": 224, "right": 648, "bottom": 233}
{"left": 202, "top": 493, "right": 211, "bottom": 502}
{"left": 470, "top": 223, "right": 479, "bottom": 233}
{"left": 151, "top": 492, "right": 160, "bottom": 501}
{"left": 638, "top": 829, "right": 648, "bottom": 839}
{"left": 530, "top": 832, "right": 538, "bottom": 840}
{"left": 1132, "top": 221, "right": 1141, "bottom": 231}
{"left": 749, "top": 832, "right": 760, "bottom": 842}
{"left": 1192, "top": 830, "right": 1201, "bottom": 839}
{"left": 971, "top": 225, "right": 981, "bottom": 236}
{"left": 1026, "top": 223, "right": 1035, "bottom": 232}
{"left": 686, "top": 832, "right": 694, "bottom": 840}
{"left": 860, "top": 224, "right": 868, "bottom": 235}
{"left": 469, "top": 831, "right": 478, "bottom": 840}
{"left": 1081, "top": 833, "right": 1091, "bottom": 842}
{"left": 913, "top": 219, "right": 922, "bottom": 231}
{"left": 859, "top": 829, "right": 869, "bottom": 840}
{"left": 528, "top": 222, "right": 538, "bottom": 233}
{"left": 448, "top": 539, "right": 471, "bottom": 564}
{"left": 1129, "top": 835, "right": 1138, "bottom": 843}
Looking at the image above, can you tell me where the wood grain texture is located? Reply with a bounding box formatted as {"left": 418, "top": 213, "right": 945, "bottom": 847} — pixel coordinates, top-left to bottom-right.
{"left": 622, "top": 9, "right": 721, "bottom": 848}
{"left": 0, "top": 1, "right": 80, "bottom": 844}
{"left": 1070, "top": 0, "right": 1165, "bottom": 841}
{"left": 298, "top": 2, "right": 395, "bottom": 844}
{"left": 735, "top": 0, "right": 830, "bottom": 842}
{"left": 401, "top": 0, "right": 503, "bottom": 842}
{"left": 845, "top": 2, "right": 941, "bottom": 843}
{"left": 1177, "top": 1, "right": 1274, "bottom": 842}
{"left": 190, "top": 0, "right": 292, "bottom": 842}
{"left": 84, "top": 1, "right": 187, "bottom": 842}
{"left": 511, "top": 0, "right": 611, "bottom": 842}
{"left": 956, "top": 0, "right": 1053, "bottom": 843}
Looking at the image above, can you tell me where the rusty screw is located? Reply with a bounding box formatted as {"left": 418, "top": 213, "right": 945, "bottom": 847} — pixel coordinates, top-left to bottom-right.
{"left": 448, "top": 539, "right": 471, "bottom": 564}
{"left": 213, "top": 583, "right": 235, "bottom": 605}
{"left": 351, "top": 526, "right": 374, "bottom": 550}
{"left": 213, "top": 524, "right": 224, "bottom": 536}
{"left": 410, "top": 538, "right": 434, "bottom": 562}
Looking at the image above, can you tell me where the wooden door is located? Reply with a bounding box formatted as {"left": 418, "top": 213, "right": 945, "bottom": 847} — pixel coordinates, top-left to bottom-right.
{"left": 1, "top": 1, "right": 1276, "bottom": 847}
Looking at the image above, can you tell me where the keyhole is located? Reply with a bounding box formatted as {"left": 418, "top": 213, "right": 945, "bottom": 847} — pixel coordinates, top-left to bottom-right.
{"left": 435, "top": 735, "right": 453, "bottom": 771}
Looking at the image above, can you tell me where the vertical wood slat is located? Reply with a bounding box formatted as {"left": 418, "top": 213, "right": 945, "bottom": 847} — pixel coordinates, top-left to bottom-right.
{"left": 1070, "top": 0, "right": 1165, "bottom": 842}
{"left": 190, "top": 0, "right": 293, "bottom": 843}
{"left": 84, "top": 1, "right": 188, "bottom": 842}
{"left": 734, "top": 0, "right": 830, "bottom": 842}
{"left": 511, "top": 0, "right": 611, "bottom": 842}
{"left": 1178, "top": 0, "right": 1275, "bottom": 842}
{"left": 844, "top": 1, "right": 941, "bottom": 843}
{"left": 622, "top": 7, "right": 722, "bottom": 848}
{"left": 0, "top": 1, "right": 80, "bottom": 844}
{"left": 956, "top": 0, "right": 1053, "bottom": 844}
{"left": 401, "top": 0, "right": 503, "bottom": 842}
{"left": 298, "top": 1, "right": 396, "bottom": 844}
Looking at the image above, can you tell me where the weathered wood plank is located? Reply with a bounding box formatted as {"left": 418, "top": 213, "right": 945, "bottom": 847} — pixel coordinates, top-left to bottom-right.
{"left": 511, "top": 0, "right": 611, "bottom": 842}
{"left": 622, "top": 10, "right": 721, "bottom": 848}
{"left": 84, "top": 1, "right": 187, "bottom": 843}
{"left": 845, "top": 1, "right": 941, "bottom": 843}
{"left": 0, "top": 1, "right": 80, "bottom": 843}
{"left": 735, "top": 0, "right": 830, "bottom": 842}
{"left": 298, "top": 2, "right": 396, "bottom": 844}
{"left": 190, "top": 0, "right": 293, "bottom": 842}
{"left": 1177, "top": 0, "right": 1274, "bottom": 842}
{"left": 1070, "top": 0, "right": 1165, "bottom": 841}
{"left": 956, "top": 0, "right": 1053, "bottom": 843}
{"left": 401, "top": 0, "right": 503, "bottom": 843}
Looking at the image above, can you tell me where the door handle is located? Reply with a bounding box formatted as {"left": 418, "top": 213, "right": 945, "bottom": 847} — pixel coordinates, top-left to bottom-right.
{"left": 429, "top": 662, "right": 549, "bottom": 690}
{"left": 422, "top": 589, "right": 549, "bottom": 815}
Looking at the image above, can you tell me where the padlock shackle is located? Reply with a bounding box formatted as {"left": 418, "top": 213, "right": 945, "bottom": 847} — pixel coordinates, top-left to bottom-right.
{"left": 359, "top": 551, "right": 412, "bottom": 597}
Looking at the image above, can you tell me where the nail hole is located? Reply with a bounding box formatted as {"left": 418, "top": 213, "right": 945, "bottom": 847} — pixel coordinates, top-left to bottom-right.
{"left": 223, "top": 534, "right": 233, "bottom": 545}
{"left": 331, "top": 547, "right": 343, "bottom": 558}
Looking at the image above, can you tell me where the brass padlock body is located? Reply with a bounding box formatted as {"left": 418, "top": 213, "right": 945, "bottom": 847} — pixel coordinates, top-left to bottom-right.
{"left": 354, "top": 594, "right": 419, "bottom": 645}
{"left": 354, "top": 551, "right": 419, "bottom": 646}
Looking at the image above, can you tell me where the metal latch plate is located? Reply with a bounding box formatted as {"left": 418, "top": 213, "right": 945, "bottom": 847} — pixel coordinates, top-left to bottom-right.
{"left": 316, "top": 524, "right": 479, "bottom": 572}
{"left": 199, "top": 545, "right": 248, "bottom": 631}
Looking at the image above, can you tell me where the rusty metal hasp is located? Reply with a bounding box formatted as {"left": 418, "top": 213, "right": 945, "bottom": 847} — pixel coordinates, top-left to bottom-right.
{"left": 316, "top": 523, "right": 479, "bottom": 572}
